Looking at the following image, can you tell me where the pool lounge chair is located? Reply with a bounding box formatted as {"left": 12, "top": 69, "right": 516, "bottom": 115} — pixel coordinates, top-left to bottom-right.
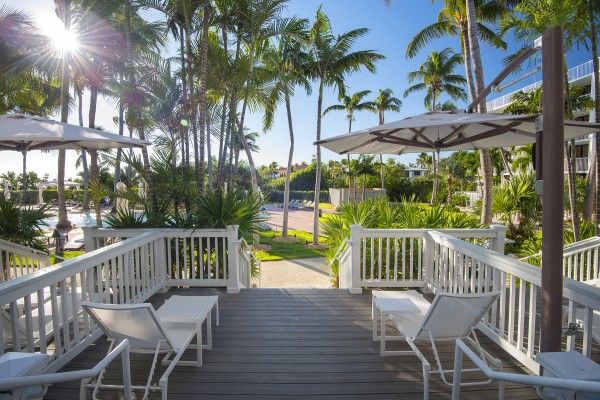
{"left": 81, "top": 301, "right": 201, "bottom": 400}
{"left": 382, "top": 291, "right": 502, "bottom": 400}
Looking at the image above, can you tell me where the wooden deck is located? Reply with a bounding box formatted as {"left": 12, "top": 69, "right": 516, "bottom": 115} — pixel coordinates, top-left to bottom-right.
{"left": 46, "top": 288, "right": 539, "bottom": 400}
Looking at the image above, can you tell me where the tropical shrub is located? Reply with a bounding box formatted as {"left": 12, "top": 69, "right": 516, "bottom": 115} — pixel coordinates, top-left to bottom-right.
{"left": 322, "top": 197, "right": 481, "bottom": 284}
{"left": 0, "top": 198, "right": 50, "bottom": 251}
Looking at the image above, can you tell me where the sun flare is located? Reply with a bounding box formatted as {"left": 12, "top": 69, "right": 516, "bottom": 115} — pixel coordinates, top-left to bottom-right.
{"left": 36, "top": 14, "right": 80, "bottom": 55}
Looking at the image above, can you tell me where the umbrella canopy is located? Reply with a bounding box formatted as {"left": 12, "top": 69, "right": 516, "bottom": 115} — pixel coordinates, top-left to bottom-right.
{"left": 0, "top": 113, "right": 149, "bottom": 150}
{"left": 317, "top": 111, "right": 600, "bottom": 155}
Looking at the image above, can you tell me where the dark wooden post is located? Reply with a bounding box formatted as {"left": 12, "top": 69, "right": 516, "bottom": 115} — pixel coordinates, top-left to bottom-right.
{"left": 540, "top": 27, "right": 564, "bottom": 353}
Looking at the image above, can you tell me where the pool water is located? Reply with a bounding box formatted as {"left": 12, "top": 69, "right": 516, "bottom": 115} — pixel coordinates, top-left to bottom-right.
{"left": 42, "top": 212, "right": 99, "bottom": 228}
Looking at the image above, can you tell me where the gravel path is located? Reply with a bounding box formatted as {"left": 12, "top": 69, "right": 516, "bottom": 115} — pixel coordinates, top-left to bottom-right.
{"left": 257, "top": 257, "right": 331, "bottom": 288}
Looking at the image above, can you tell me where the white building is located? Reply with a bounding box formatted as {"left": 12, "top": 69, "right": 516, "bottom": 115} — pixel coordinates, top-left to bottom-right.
{"left": 487, "top": 58, "right": 597, "bottom": 175}
{"left": 405, "top": 167, "right": 427, "bottom": 179}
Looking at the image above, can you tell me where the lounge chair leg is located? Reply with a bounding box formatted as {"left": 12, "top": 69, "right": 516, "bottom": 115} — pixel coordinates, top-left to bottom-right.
{"left": 422, "top": 364, "right": 430, "bottom": 400}
{"left": 215, "top": 301, "right": 220, "bottom": 326}
{"left": 380, "top": 314, "right": 386, "bottom": 355}
{"left": 197, "top": 327, "right": 203, "bottom": 367}
{"left": 207, "top": 312, "right": 212, "bottom": 350}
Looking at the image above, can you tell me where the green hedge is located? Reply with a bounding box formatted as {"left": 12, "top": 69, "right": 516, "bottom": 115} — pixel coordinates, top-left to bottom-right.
{"left": 264, "top": 190, "right": 329, "bottom": 203}
{"left": 8, "top": 189, "right": 86, "bottom": 205}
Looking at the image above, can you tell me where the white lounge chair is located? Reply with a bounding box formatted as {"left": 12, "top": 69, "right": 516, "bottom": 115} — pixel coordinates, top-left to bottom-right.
{"left": 382, "top": 291, "right": 502, "bottom": 400}
{"left": 81, "top": 301, "right": 201, "bottom": 400}
{"left": 0, "top": 339, "right": 131, "bottom": 400}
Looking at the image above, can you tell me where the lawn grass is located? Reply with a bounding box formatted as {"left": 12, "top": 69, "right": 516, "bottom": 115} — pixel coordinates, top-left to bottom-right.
{"left": 255, "top": 229, "right": 329, "bottom": 261}
{"left": 50, "top": 250, "right": 85, "bottom": 264}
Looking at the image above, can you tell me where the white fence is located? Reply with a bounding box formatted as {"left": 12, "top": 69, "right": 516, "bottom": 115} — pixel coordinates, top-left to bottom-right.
{"left": 338, "top": 225, "right": 600, "bottom": 374}
{"left": 340, "top": 225, "right": 506, "bottom": 294}
{"left": 0, "top": 226, "right": 251, "bottom": 373}
{"left": 0, "top": 238, "right": 50, "bottom": 281}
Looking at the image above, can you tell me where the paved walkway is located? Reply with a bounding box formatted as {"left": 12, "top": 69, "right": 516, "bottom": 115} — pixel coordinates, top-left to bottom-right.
{"left": 258, "top": 257, "right": 331, "bottom": 288}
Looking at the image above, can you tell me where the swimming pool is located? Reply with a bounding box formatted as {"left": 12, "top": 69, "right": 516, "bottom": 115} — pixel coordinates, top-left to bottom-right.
{"left": 42, "top": 212, "right": 99, "bottom": 228}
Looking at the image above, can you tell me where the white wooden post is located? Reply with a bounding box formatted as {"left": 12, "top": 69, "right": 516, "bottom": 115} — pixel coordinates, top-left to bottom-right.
{"left": 82, "top": 227, "right": 97, "bottom": 253}
{"left": 226, "top": 225, "right": 241, "bottom": 294}
{"left": 423, "top": 233, "right": 434, "bottom": 292}
{"left": 157, "top": 238, "right": 169, "bottom": 293}
{"left": 349, "top": 225, "right": 362, "bottom": 294}
{"left": 491, "top": 224, "right": 507, "bottom": 254}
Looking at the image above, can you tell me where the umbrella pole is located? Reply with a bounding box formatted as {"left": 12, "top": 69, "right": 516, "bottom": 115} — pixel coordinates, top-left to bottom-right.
{"left": 540, "top": 26, "right": 564, "bottom": 353}
{"left": 21, "top": 150, "right": 27, "bottom": 205}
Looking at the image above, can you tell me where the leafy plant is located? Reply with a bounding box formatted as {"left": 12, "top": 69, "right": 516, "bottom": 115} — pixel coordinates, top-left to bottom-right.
{"left": 0, "top": 197, "right": 50, "bottom": 251}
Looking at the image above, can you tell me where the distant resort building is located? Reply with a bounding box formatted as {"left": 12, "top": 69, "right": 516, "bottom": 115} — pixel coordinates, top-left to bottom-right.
{"left": 405, "top": 166, "right": 427, "bottom": 179}
{"left": 275, "top": 163, "right": 309, "bottom": 178}
{"left": 487, "top": 58, "right": 596, "bottom": 175}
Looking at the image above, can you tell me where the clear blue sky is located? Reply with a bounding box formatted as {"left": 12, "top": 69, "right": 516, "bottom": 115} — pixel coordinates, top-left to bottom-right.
{"left": 1, "top": 0, "right": 593, "bottom": 179}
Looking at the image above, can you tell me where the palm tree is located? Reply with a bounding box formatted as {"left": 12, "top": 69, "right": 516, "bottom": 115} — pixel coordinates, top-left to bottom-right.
{"left": 263, "top": 22, "right": 311, "bottom": 238}
{"left": 55, "top": 0, "right": 72, "bottom": 229}
{"left": 403, "top": 48, "right": 467, "bottom": 110}
{"left": 323, "top": 89, "right": 376, "bottom": 200}
{"left": 403, "top": 48, "right": 466, "bottom": 204}
{"left": 372, "top": 88, "right": 402, "bottom": 188}
{"left": 354, "top": 155, "right": 379, "bottom": 199}
{"left": 306, "top": 7, "right": 384, "bottom": 244}
{"left": 405, "top": 0, "right": 506, "bottom": 100}
{"left": 324, "top": 90, "right": 375, "bottom": 133}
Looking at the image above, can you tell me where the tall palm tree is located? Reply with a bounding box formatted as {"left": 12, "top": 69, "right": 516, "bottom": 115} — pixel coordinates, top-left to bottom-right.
{"left": 405, "top": 0, "right": 506, "bottom": 100}
{"left": 263, "top": 23, "right": 311, "bottom": 238}
{"left": 372, "top": 88, "right": 402, "bottom": 188}
{"left": 323, "top": 90, "right": 376, "bottom": 200}
{"left": 324, "top": 90, "right": 375, "bottom": 133}
{"left": 55, "top": 0, "right": 72, "bottom": 229}
{"left": 404, "top": 48, "right": 466, "bottom": 204}
{"left": 306, "top": 7, "right": 384, "bottom": 244}
{"left": 403, "top": 47, "right": 467, "bottom": 110}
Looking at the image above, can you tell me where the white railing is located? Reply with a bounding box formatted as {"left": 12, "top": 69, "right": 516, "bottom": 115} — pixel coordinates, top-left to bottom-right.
{"left": 340, "top": 225, "right": 506, "bottom": 292}
{"left": 425, "top": 231, "right": 600, "bottom": 374}
{"left": 520, "top": 236, "right": 600, "bottom": 283}
{"left": 0, "top": 231, "right": 166, "bottom": 372}
{"left": 487, "top": 59, "right": 596, "bottom": 111}
{"left": 0, "top": 225, "right": 252, "bottom": 377}
{"left": 82, "top": 226, "right": 249, "bottom": 291}
{"left": 0, "top": 238, "right": 50, "bottom": 281}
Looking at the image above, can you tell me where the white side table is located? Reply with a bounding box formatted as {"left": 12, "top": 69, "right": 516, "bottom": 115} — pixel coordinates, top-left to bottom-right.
{"left": 372, "top": 291, "right": 427, "bottom": 356}
{"left": 537, "top": 351, "right": 600, "bottom": 400}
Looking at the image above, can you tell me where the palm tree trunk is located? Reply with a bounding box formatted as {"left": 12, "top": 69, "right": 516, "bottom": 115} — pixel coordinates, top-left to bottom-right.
{"left": 207, "top": 114, "right": 213, "bottom": 189}
{"left": 179, "top": 26, "right": 189, "bottom": 165}
{"left": 114, "top": 80, "right": 124, "bottom": 191}
{"left": 347, "top": 154, "right": 352, "bottom": 201}
{"left": 461, "top": 26, "right": 476, "bottom": 101}
{"left": 77, "top": 89, "right": 90, "bottom": 211}
{"left": 21, "top": 151, "right": 27, "bottom": 203}
{"left": 282, "top": 92, "right": 295, "bottom": 238}
{"left": 197, "top": 0, "right": 210, "bottom": 194}
{"left": 466, "top": 0, "right": 493, "bottom": 225}
{"left": 431, "top": 151, "right": 438, "bottom": 204}
{"left": 186, "top": 26, "right": 201, "bottom": 196}
{"left": 313, "top": 80, "right": 324, "bottom": 245}
{"left": 88, "top": 87, "right": 102, "bottom": 227}
{"left": 586, "top": 0, "right": 600, "bottom": 229}
{"left": 56, "top": 0, "right": 71, "bottom": 230}
{"left": 238, "top": 93, "right": 258, "bottom": 192}
{"left": 380, "top": 154, "right": 385, "bottom": 189}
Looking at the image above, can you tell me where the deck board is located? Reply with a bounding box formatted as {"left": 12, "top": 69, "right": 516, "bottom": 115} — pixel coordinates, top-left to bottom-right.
{"left": 46, "top": 288, "right": 539, "bottom": 399}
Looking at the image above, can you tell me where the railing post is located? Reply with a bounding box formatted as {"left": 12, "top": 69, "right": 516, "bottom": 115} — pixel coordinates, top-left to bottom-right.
{"left": 82, "top": 227, "right": 97, "bottom": 253}
{"left": 423, "top": 232, "right": 434, "bottom": 292}
{"left": 490, "top": 224, "right": 507, "bottom": 254}
{"left": 349, "top": 225, "right": 362, "bottom": 294}
{"left": 226, "top": 225, "right": 241, "bottom": 294}
{"left": 157, "top": 237, "right": 169, "bottom": 293}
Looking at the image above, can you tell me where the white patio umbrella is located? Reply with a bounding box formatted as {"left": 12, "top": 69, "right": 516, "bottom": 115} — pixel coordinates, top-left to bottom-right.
{"left": 0, "top": 113, "right": 149, "bottom": 204}
{"left": 317, "top": 111, "right": 600, "bottom": 155}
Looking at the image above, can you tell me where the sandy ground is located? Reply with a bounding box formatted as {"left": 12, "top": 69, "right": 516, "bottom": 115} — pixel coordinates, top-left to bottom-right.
{"left": 263, "top": 204, "right": 318, "bottom": 232}
{"left": 257, "top": 257, "right": 331, "bottom": 288}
